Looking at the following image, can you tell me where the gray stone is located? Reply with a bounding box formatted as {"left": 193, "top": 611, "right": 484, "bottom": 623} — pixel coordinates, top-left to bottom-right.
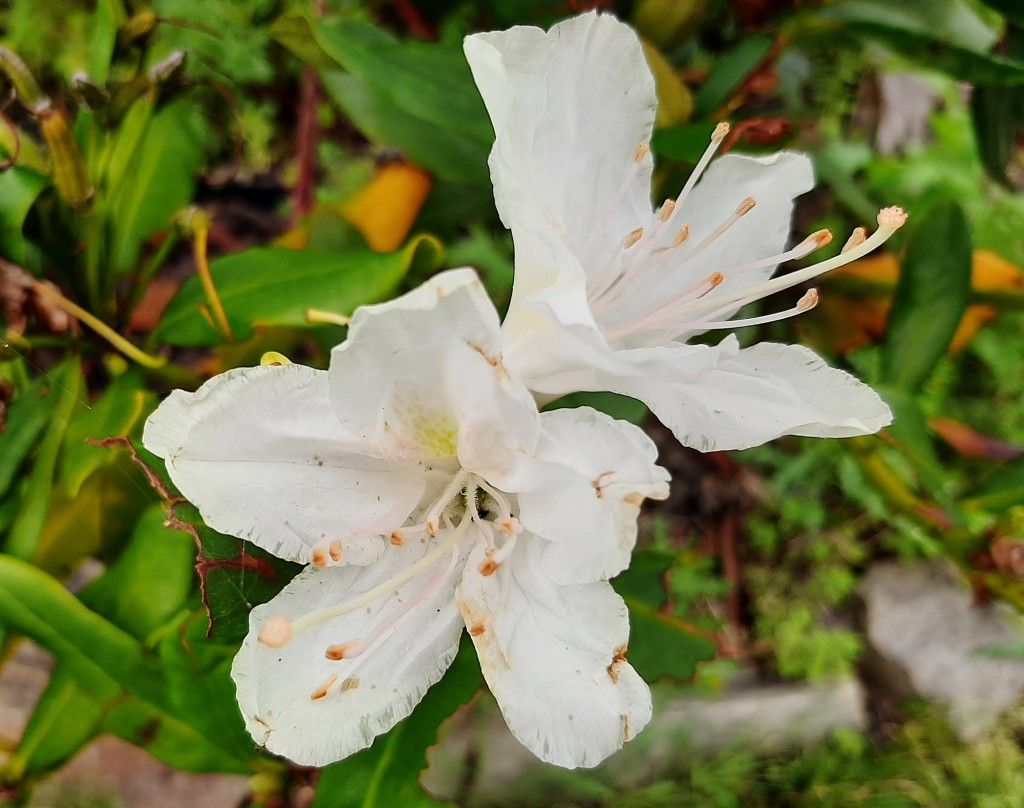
{"left": 425, "top": 676, "right": 866, "bottom": 807}
{"left": 861, "top": 561, "right": 1024, "bottom": 739}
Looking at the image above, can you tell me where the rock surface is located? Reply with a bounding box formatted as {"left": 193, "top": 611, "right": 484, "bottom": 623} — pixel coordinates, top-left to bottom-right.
{"left": 425, "top": 676, "right": 866, "bottom": 806}
{"left": 861, "top": 561, "right": 1024, "bottom": 739}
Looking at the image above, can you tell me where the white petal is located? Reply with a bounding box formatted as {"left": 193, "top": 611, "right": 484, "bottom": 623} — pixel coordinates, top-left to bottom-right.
{"left": 232, "top": 533, "right": 469, "bottom": 767}
{"left": 457, "top": 539, "right": 651, "bottom": 769}
{"left": 515, "top": 407, "right": 669, "bottom": 584}
{"left": 143, "top": 364, "right": 425, "bottom": 564}
{"left": 329, "top": 269, "right": 540, "bottom": 481}
{"left": 608, "top": 338, "right": 892, "bottom": 451}
{"left": 466, "top": 12, "right": 656, "bottom": 291}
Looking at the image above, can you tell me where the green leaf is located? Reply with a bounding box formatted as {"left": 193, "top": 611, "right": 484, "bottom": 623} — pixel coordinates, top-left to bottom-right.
{"left": 154, "top": 236, "right": 442, "bottom": 347}
{"left": 880, "top": 201, "right": 972, "bottom": 391}
{"left": 817, "top": 0, "right": 999, "bottom": 52}
{"left": 168, "top": 500, "right": 301, "bottom": 639}
{"left": 59, "top": 369, "right": 152, "bottom": 496}
{"left": 0, "top": 164, "right": 49, "bottom": 264}
{"left": 613, "top": 550, "right": 716, "bottom": 682}
{"left": 979, "top": 0, "right": 1024, "bottom": 26}
{"left": 312, "top": 17, "right": 493, "bottom": 185}
{"left": 547, "top": 392, "right": 649, "bottom": 425}
{"left": 813, "top": 1, "right": 1024, "bottom": 85}
{"left": 693, "top": 35, "right": 773, "bottom": 119}
{"left": 0, "top": 553, "right": 157, "bottom": 698}
{"left": 650, "top": 123, "right": 717, "bottom": 162}
{"left": 0, "top": 555, "right": 251, "bottom": 774}
{"left": 0, "top": 373, "right": 59, "bottom": 499}
{"left": 107, "top": 99, "right": 209, "bottom": 273}
{"left": 78, "top": 506, "right": 196, "bottom": 643}
{"left": 153, "top": 612, "right": 256, "bottom": 762}
{"left": 6, "top": 664, "right": 105, "bottom": 780}
{"left": 971, "top": 26, "right": 1024, "bottom": 184}
{"left": 4, "top": 358, "right": 82, "bottom": 560}
{"left": 312, "top": 639, "right": 481, "bottom": 808}
{"left": 877, "top": 390, "right": 967, "bottom": 526}
{"left": 968, "top": 457, "right": 1024, "bottom": 510}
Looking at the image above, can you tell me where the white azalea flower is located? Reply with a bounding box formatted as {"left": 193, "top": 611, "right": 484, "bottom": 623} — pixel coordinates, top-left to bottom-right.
{"left": 465, "top": 12, "right": 906, "bottom": 452}
{"left": 143, "top": 269, "right": 669, "bottom": 769}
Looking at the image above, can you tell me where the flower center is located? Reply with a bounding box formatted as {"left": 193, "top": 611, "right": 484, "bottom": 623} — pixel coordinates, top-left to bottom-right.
{"left": 257, "top": 465, "right": 522, "bottom": 701}
{"left": 580, "top": 124, "right": 907, "bottom": 349}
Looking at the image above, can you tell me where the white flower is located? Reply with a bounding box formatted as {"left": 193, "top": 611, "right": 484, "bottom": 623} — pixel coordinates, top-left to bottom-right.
{"left": 465, "top": 12, "right": 906, "bottom": 452}
{"left": 143, "top": 269, "right": 669, "bottom": 769}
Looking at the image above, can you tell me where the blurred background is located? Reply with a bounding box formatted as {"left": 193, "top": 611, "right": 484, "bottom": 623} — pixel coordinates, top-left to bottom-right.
{"left": 2, "top": 0, "right": 1024, "bottom": 806}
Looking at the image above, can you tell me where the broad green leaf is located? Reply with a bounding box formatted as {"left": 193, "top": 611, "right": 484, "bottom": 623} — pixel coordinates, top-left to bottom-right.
{"left": 4, "top": 358, "right": 82, "bottom": 560}
{"left": 312, "top": 17, "right": 493, "bottom": 186}
{"left": 168, "top": 500, "right": 301, "bottom": 639}
{"left": 693, "top": 35, "right": 773, "bottom": 119}
{"left": 880, "top": 201, "right": 972, "bottom": 391}
{"left": 270, "top": 12, "right": 336, "bottom": 69}
{"left": 0, "top": 164, "right": 49, "bottom": 264}
{"left": 78, "top": 506, "right": 196, "bottom": 643}
{"left": 817, "top": 0, "right": 998, "bottom": 52}
{"left": 6, "top": 665, "right": 105, "bottom": 780}
{"left": 650, "top": 123, "right": 717, "bottom": 163}
{"left": 154, "top": 612, "right": 255, "bottom": 762}
{"left": 59, "top": 369, "right": 152, "bottom": 496}
{"left": 102, "top": 691, "right": 250, "bottom": 774}
{"left": 154, "top": 235, "right": 442, "bottom": 347}
{"left": 312, "top": 640, "right": 481, "bottom": 808}
{"left": 107, "top": 99, "right": 210, "bottom": 273}
{"left": 811, "top": 1, "right": 1024, "bottom": 85}
{"left": 613, "top": 550, "right": 716, "bottom": 682}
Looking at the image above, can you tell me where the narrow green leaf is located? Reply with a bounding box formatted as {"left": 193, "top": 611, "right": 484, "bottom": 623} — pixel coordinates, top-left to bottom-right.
{"left": 880, "top": 201, "right": 972, "bottom": 391}
{"left": 5, "top": 358, "right": 82, "bottom": 560}
{"left": 155, "top": 236, "right": 442, "bottom": 347}
{"left": 6, "top": 665, "right": 105, "bottom": 780}
{"left": 0, "top": 164, "right": 49, "bottom": 264}
{"left": 0, "top": 554, "right": 155, "bottom": 697}
{"left": 693, "top": 35, "right": 773, "bottom": 118}
{"left": 312, "top": 17, "right": 493, "bottom": 185}
{"left": 59, "top": 369, "right": 152, "bottom": 496}
{"left": 313, "top": 640, "right": 481, "bottom": 808}
{"left": 967, "top": 457, "right": 1024, "bottom": 510}
{"left": 879, "top": 389, "right": 966, "bottom": 526}
{"left": 613, "top": 551, "right": 716, "bottom": 682}
{"left": 0, "top": 374, "right": 59, "bottom": 499}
